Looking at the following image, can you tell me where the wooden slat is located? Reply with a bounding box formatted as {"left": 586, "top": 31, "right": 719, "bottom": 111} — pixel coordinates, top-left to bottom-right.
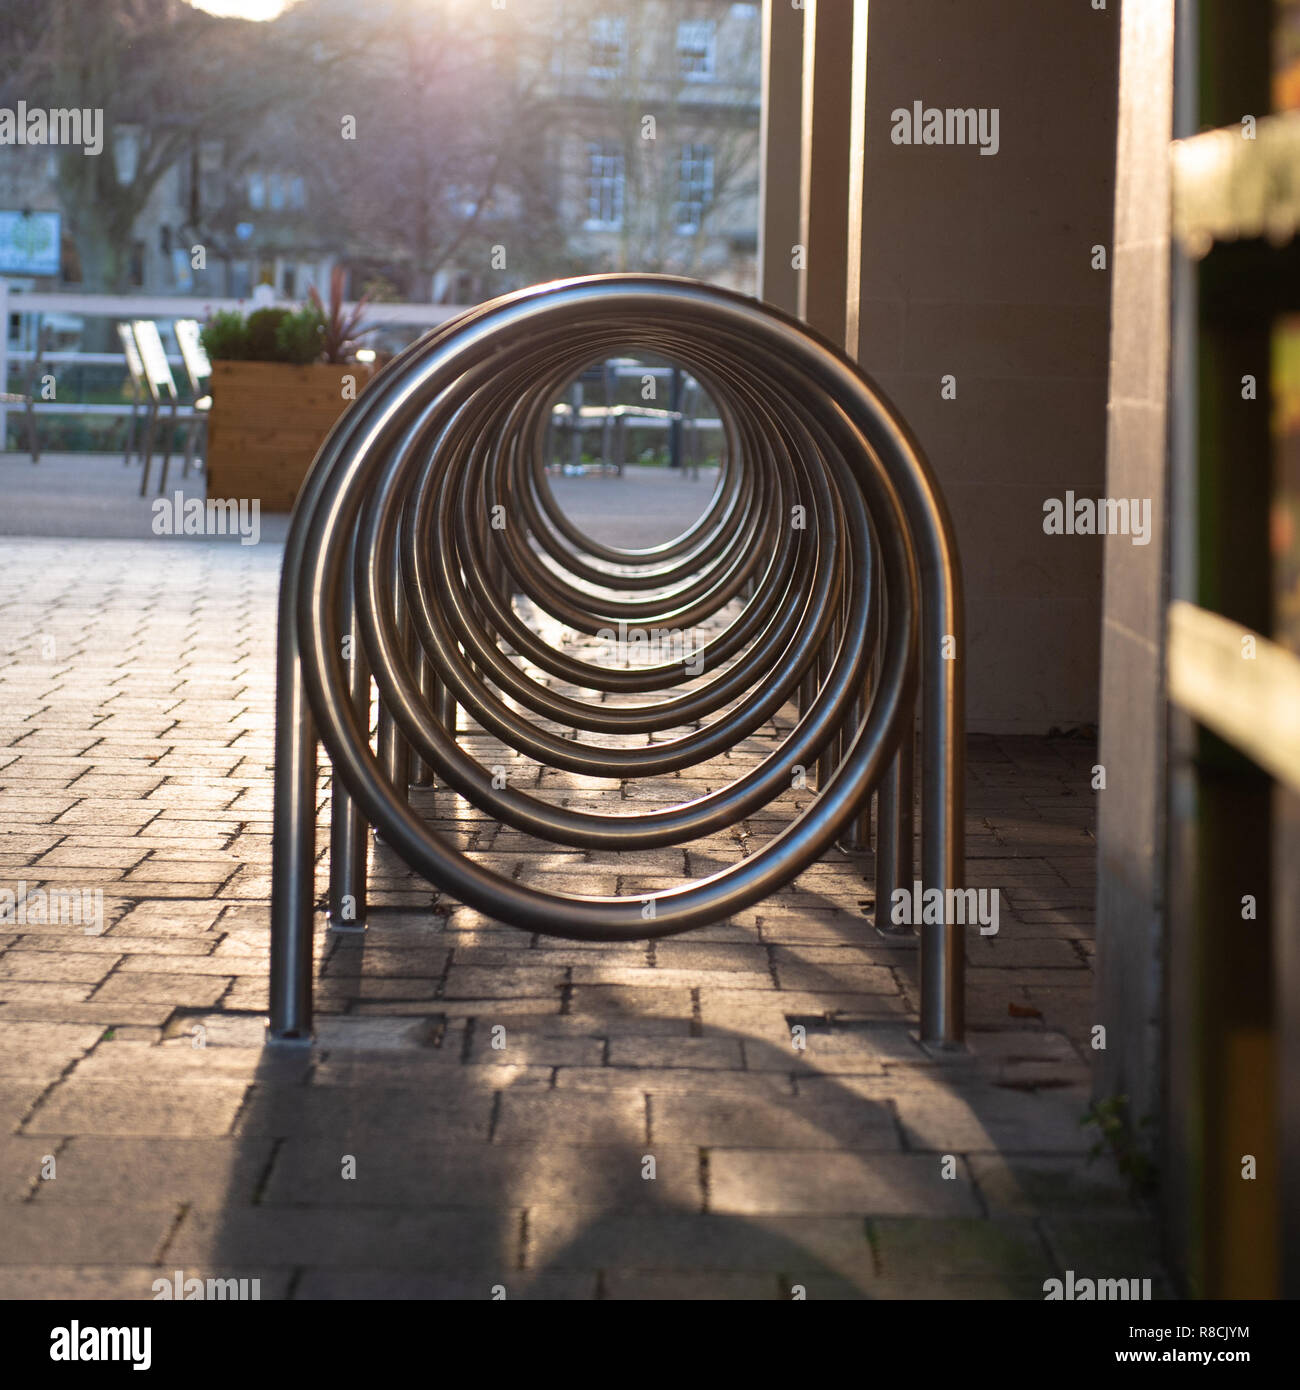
{"left": 1167, "top": 599, "right": 1300, "bottom": 791}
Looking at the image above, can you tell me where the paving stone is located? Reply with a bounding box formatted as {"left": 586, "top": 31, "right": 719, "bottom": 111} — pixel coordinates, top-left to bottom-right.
{"left": 0, "top": 951, "right": 120, "bottom": 983}
{"left": 90, "top": 972, "right": 231, "bottom": 1007}
{"left": 0, "top": 1001, "right": 176, "bottom": 1027}
{"left": 709, "top": 1150, "right": 980, "bottom": 1216}
{"left": 168, "top": 1205, "right": 515, "bottom": 1271}
{"left": 233, "top": 1085, "right": 495, "bottom": 1141}
{"left": 64, "top": 1040, "right": 309, "bottom": 1083}
{"left": 607, "top": 1037, "right": 743, "bottom": 1069}
{"left": 464, "top": 1031, "right": 604, "bottom": 1068}
{"left": 0, "top": 1021, "right": 103, "bottom": 1081}
{"left": 567, "top": 964, "right": 775, "bottom": 991}
{"left": 116, "top": 953, "right": 264, "bottom": 976}
{"left": 494, "top": 1091, "right": 647, "bottom": 1146}
{"left": 868, "top": 1217, "right": 1055, "bottom": 1289}
{"left": 0, "top": 1205, "right": 177, "bottom": 1264}
{"left": 263, "top": 1138, "right": 700, "bottom": 1209}
{"left": 24, "top": 1080, "right": 249, "bottom": 1137}
{"left": 554, "top": 1067, "right": 793, "bottom": 1096}
{"left": 32, "top": 1136, "right": 276, "bottom": 1205}
{"left": 566, "top": 986, "right": 694, "bottom": 1022}
{"left": 110, "top": 901, "right": 227, "bottom": 935}
{"left": 650, "top": 1093, "right": 899, "bottom": 1150}
{"left": 650, "top": 942, "right": 770, "bottom": 972}
{"left": 314, "top": 1058, "right": 553, "bottom": 1090}
{"left": 525, "top": 1209, "right": 876, "bottom": 1276}
{"left": 755, "top": 1025, "right": 929, "bottom": 1072}
{"left": 0, "top": 981, "right": 93, "bottom": 1005}
{"left": 11, "top": 932, "right": 216, "bottom": 956}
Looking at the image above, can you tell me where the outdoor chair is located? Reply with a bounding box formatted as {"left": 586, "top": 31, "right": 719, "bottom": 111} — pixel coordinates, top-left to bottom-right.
{"left": 173, "top": 318, "right": 211, "bottom": 477}
{"left": 0, "top": 320, "right": 49, "bottom": 464}
{"left": 116, "top": 322, "right": 148, "bottom": 468}
{"left": 130, "top": 319, "right": 184, "bottom": 496}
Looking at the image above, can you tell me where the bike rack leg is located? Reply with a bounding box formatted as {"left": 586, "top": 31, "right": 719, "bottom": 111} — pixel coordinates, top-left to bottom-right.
{"left": 328, "top": 577, "right": 371, "bottom": 931}
{"left": 917, "top": 534, "right": 965, "bottom": 1045}
{"left": 874, "top": 711, "right": 915, "bottom": 932}
{"left": 269, "top": 632, "right": 318, "bottom": 1042}
{"left": 410, "top": 649, "right": 437, "bottom": 786}
{"left": 376, "top": 579, "right": 411, "bottom": 806}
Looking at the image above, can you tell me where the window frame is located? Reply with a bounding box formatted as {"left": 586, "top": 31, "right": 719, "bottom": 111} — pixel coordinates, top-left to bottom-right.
{"left": 676, "top": 19, "right": 717, "bottom": 82}
{"left": 673, "top": 142, "right": 714, "bottom": 235}
{"left": 584, "top": 140, "right": 626, "bottom": 231}
{"left": 588, "top": 16, "right": 628, "bottom": 79}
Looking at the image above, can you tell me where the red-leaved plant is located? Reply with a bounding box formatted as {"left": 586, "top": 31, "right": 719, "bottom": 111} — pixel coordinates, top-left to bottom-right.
{"left": 307, "top": 265, "right": 371, "bottom": 364}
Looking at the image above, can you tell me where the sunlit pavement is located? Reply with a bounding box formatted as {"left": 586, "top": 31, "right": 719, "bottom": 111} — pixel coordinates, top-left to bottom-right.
{"left": 0, "top": 452, "right": 716, "bottom": 549}
{"left": 0, "top": 469, "right": 1166, "bottom": 1298}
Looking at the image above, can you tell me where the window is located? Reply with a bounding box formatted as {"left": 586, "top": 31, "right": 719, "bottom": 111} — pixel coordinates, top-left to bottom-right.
{"left": 288, "top": 176, "right": 306, "bottom": 210}
{"left": 229, "top": 259, "right": 253, "bottom": 299}
{"left": 677, "top": 20, "right": 716, "bottom": 81}
{"left": 585, "top": 141, "right": 625, "bottom": 229}
{"left": 281, "top": 264, "right": 296, "bottom": 298}
{"left": 199, "top": 141, "right": 224, "bottom": 212}
{"left": 248, "top": 172, "right": 265, "bottom": 209}
{"left": 269, "top": 173, "right": 286, "bottom": 210}
{"left": 674, "top": 143, "right": 714, "bottom": 233}
{"left": 588, "top": 16, "right": 626, "bottom": 78}
{"left": 114, "top": 127, "right": 140, "bottom": 185}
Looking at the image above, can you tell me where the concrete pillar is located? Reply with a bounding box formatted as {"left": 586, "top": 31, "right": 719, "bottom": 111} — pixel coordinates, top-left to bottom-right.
{"left": 845, "top": 0, "right": 1118, "bottom": 733}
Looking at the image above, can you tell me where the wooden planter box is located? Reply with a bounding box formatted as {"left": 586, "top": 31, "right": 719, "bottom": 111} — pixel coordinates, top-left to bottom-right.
{"left": 205, "top": 360, "right": 376, "bottom": 512}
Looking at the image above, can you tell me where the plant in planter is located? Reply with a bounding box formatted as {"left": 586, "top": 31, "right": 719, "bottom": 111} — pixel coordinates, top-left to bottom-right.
{"left": 308, "top": 265, "right": 370, "bottom": 364}
{"left": 200, "top": 293, "right": 375, "bottom": 512}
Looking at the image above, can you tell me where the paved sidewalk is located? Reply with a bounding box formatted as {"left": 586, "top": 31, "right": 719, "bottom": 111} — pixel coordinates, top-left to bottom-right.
{"left": 0, "top": 535, "right": 1164, "bottom": 1300}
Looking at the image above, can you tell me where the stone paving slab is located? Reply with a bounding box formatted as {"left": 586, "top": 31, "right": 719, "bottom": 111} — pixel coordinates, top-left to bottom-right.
{"left": 0, "top": 537, "right": 1160, "bottom": 1299}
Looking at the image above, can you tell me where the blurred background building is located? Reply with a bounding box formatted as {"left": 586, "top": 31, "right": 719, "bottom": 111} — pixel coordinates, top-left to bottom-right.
{"left": 0, "top": 0, "right": 761, "bottom": 303}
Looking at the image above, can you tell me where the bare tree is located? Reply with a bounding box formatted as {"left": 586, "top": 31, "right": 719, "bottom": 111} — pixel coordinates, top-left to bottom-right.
{"left": 5, "top": 0, "right": 294, "bottom": 290}
{"left": 274, "top": 0, "right": 582, "bottom": 299}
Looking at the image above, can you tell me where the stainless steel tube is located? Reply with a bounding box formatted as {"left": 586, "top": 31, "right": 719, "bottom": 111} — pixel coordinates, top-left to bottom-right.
{"left": 269, "top": 275, "right": 965, "bottom": 1043}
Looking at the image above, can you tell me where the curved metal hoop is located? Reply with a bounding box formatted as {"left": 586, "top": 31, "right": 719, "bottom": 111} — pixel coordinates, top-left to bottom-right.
{"left": 270, "top": 275, "right": 965, "bottom": 1043}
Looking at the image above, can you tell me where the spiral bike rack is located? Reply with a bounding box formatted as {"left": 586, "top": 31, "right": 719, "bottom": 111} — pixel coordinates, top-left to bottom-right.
{"left": 269, "top": 275, "right": 966, "bottom": 1044}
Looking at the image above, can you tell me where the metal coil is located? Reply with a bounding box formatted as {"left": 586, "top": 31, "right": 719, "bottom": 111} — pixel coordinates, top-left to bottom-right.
{"left": 270, "top": 275, "right": 965, "bottom": 1043}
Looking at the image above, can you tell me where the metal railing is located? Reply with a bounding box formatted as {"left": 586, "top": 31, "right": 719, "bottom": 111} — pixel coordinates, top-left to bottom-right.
{"left": 268, "top": 275, "right": 967, "bottom": 1045}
